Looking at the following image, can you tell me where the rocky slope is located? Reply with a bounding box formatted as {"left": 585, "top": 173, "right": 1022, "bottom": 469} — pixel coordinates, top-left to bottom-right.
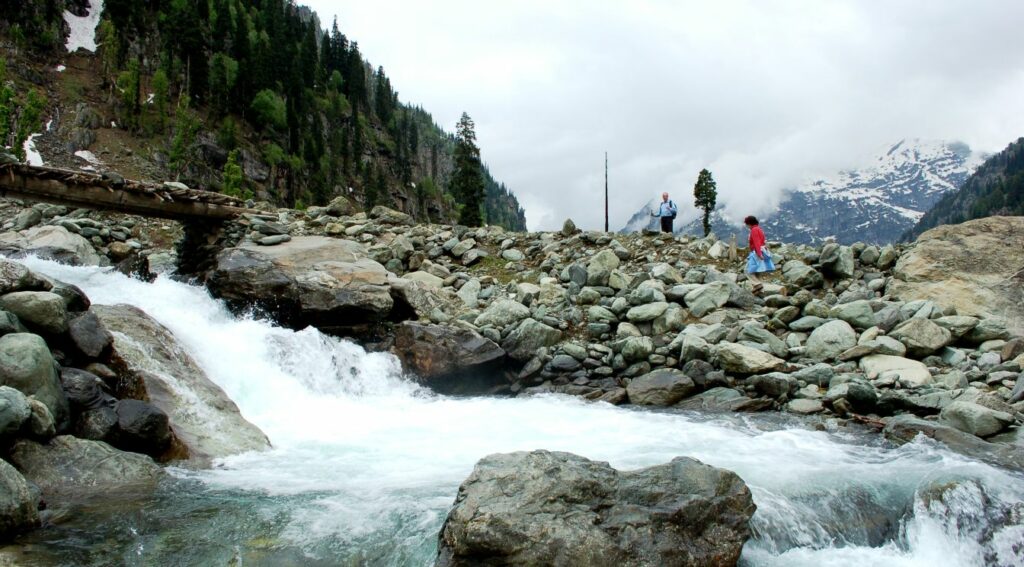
{"left": 622, "top": 140, "right": 984, "bottom": 245}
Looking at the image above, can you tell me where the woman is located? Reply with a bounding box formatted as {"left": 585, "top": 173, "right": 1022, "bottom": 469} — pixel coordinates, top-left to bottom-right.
{"left": 744, "top": 215, "right": 774, "bottom": 294}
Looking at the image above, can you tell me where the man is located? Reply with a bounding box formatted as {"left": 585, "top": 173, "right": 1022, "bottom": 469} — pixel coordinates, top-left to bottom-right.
{"left": 652, "top": 192, "right": 678, "bottom": 233}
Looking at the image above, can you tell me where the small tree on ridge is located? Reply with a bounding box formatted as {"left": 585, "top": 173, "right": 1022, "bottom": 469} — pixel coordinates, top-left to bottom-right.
{"left": 693, "top": 168, "right": 717, "bottom": 237}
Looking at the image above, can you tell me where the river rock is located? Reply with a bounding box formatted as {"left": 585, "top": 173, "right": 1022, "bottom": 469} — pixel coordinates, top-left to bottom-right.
{"left": 888, "top": 216, "right": 1024, "bottom": 337}
{"left": 26, "top": 398, "right": 55, "bottom": 439}
{"left": 586, "top": 249, "right": 620, "bottom": 287}
{"left": 436, "top": 450, "right": 755, "bottom": 567}
{"left": 208, "top": 236, "right": 394, "bottom": 335}
{"left": 9, "top": 436, "right": 162, "bottom": 497}
{"left": 939, "top": 401, "right": 1015, "bottom": 438}
{"left": 456, "top": 278, "right": 481, "bottom": 308}
{"left": 786, "top": 398, "right": 824, "bottom": 415}
{"left": 0, "top": 333, "right": 68, "bottom": 431}
{"left": 501, "top": 318, "right": 563, "bottom": 361}
{"left": 830, "top": 300, "right": 875, "bottom": 330}
{"left": 94, "top": 305, "right": 270, "bottom": 462}
{"left": 0, "top": 385, "right": 31, "bottom": 439}
{"left": 393, "top": 322, "right": 505, "bottom": 390}
{"left": 889, "top": 318, "right": 951, "bottom": 357}
{"left": 67, "top": 309, "right": 113, "bottom": 358}
{"left": 715, "top": 342, "right": 785, "bottom": 374}
{"left": 782, "top": 261, "right": 824, "bottom": 289}
{"left": 626, "top": 369, "right": 695, "bottom": 405}
{"left": 474, "top": 299, "right": 530, "bottom": 329}
{"left": 0, "top": 291, "right": 68, "bottom": 335}
{"left": 625, "top": 301, "right": 668, "bottom": 323}
{"left": 684, "top": 281, "right": 731, "bottom": 317}
{"left": 819, "top": 243, "right": 854, "bottom": 279}
{"left": 806, "top": 320, "right": 857, "bottom": 361}
{"left": 0, "top": 258, "right": 46, "bottom": 295}
{"left": 112, "top": 399, "right": 172, "bottom": 456}
{"left": 859, "top": 355, "right": 932, "bottom": 387}
{"left": 0, "top": 225, "right": 101, "bottom": 266}
{"left": 884, "top": 415, "right": 1024, "bottom": 470}
{"left": 620, "top": 336, "right": 654, "bottom": 362}
{"left": 676, "top": 387, "right": 773, "bottom": 412}
{"left": 0, "top": 458, "right": 39, "bottom": 537}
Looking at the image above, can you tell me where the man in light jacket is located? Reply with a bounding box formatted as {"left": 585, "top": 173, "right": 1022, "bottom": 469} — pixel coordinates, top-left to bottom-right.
{"left": 652, "top": 192, "right": 678, "bottom": 233}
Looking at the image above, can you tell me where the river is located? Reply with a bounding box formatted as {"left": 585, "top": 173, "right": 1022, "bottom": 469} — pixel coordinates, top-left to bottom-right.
{"left": 8, "top": 258, "right": 1023, "bottom": 566}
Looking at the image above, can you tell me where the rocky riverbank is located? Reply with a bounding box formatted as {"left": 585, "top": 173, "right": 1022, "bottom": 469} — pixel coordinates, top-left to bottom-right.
{"left": 1, "top": 197, "right": 1022, "bottom": 463}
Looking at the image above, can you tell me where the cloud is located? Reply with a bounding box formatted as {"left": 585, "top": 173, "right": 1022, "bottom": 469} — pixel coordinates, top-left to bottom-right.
{"left": 303, "top": 0, "right": 1024, "bottom": 230}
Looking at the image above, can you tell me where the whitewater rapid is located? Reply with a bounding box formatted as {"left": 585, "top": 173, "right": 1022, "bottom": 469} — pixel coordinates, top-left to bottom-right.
{"left": 22, "top": 258, "right": 1024, "bottom": 566}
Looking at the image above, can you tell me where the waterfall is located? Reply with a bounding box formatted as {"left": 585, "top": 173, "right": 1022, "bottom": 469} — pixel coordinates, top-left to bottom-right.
{"left": 22, "top": 258, "right": 1024, "bottom": 567}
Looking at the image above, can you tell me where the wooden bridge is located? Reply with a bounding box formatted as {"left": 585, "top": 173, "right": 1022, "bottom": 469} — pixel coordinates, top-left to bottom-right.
{"left": 0, "top": 163, "right": 257, "bottom": 220}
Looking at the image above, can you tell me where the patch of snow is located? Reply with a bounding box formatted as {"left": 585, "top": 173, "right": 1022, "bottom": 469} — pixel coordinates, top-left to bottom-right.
{"left": 74, "top": 150, "right": 102, "bottom": 165}
{"left": 23, "top": 134, "right": 44, "bottom": 166}
{"left": 56, "top": 65, "right": 67, "bottom": 73}
{"left": 63, "top": 0, "right": 104, "bottom": 53}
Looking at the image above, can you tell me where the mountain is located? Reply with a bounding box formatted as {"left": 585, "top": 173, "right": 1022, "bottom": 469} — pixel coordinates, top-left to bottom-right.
{"left": 0, "top": 0, "right": 526, "bottom": 231}
{"left": 620, "top": 139, "right": 984, "bottom": 245}
{"left": 620, "top": 198, "right": 661, "bottom": 233}
{"left": 905, "top": 137, "right": 1024, "bottom": 240}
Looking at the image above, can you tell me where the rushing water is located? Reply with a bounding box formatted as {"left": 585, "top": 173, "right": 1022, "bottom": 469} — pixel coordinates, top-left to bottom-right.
{"left": 8, "top": 258, "right": 1024, "bottom": 567}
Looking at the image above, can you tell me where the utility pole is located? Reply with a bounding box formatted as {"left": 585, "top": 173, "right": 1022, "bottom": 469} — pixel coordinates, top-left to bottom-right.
{"left": 604, "top": 152, "right": 609, "bottom": 232}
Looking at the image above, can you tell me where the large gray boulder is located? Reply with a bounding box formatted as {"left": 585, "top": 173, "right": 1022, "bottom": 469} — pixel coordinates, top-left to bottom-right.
{"left": 0, "top": 458, "right": 39, "bottom": 538}
{"left": 684, "top": 281, "right": 731, "bottom": 318}
{"left": 806, "top": 320, "right": 857, "bottom": 361}
{"left": 0, "top": 333, "right": 68, "bottom": 431}
{"left": 586, "top": 250, "right": 621, "bottom": 287}
{"left": 208, "top": 237, "right": 394, "bottom": 335}
{"left": 0, "top": 291, "right": 68, "bottom": 335}
{"left": 830, "top": 300, "right": 876, "bottom": 330}
{"left": 0, "top": 225, "right": 101, "bottom": 266}
{"left": 715, "top": 342, "right": 786, "bottom": 374}
{"left": 473, "top": 299, "right": 530, "bottom": 329}
{"left": 436, "top": 450, "right": 755, "bottom": 567}
{"left": 888, "top": 217, "right": 1024, "bottom": 337}
{"left": 939, "top": 401, "right": 1015, "bottom": 438}
{"left": 626, "top": 369, "right": 695, "bottom": 406}
{"left": 819, "top": 243, "right": 855, "bottom": 279}
{"left": 859, "top": 355, "right": 931, "bottom": 387}
{"left": 0, "top": 385, "right": 31, "bottom": 439}
{"left": 782, "top": 261, "right": 824, "bottom": 289}
{"left": 889, "top": 318, "right": 951, "bottom": 357}
{"left": 9, "top": 436, "right": 162, "bottom": 497}
{"left": 0, "top": 258, "right": 47, "bottom": 295}
{"left": 94, "top": 305, "right": 270, "bottom": 462}
{"left": 500, "top": 318, "right": 563, "bottom": 361}
{"left": 393, "top": 322, "right": 505, "bottom": 393}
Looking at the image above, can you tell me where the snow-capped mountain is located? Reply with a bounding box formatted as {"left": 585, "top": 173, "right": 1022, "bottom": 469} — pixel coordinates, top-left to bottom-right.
{"left": 620, "top": 198, "right": 661, "bottom": 233}
{"left": 620, "top": 139, "right": 985, "bottom": 245}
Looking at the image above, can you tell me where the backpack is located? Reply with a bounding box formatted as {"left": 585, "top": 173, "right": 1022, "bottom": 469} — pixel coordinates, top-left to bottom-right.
{"left": 667, "top": 200, "right": 677, "bottom": 219}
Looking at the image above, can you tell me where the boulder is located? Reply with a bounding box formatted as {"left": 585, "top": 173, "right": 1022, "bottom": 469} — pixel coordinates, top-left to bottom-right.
{"left": 208, "top": 237, "right": 394, "bottom": 335}
{"left": 94, "top": 305, "right": 270, "bottom": 462}
{"left": 782, "top": 261, "right": 824, "bottom": 289}
{"left": 501, "top": 318, "right": 563, "bottom": 361}
{"left": 0, "top": 225, "right": 101, "bottom": 266}
{"left": 0, "top": 292, "right": 68, "bottom": 335}
{"left": 889, "top": 318, "right": 951, "bottom": 357}
{"left": 9, "top": 436, "right": 162, "bottom": 497}
{"left": 884, "top": 415, "right": 1024, "bottom": 470}
{"left": 829, "top": 300, "right": 876, "bottom": 330}
{"left": 369, "top": 205, "right": 415, "bottom": 226}
{"left": 474, "top": 299, "right": 530, "bottom": 329}
{"left": 393, "top": 322, "right": 505, "bottom": 391}
{"left": 715, "top": 342, "right": 785, "bottom": 374}
{"left": 0, "top": 385, "right": 31, "bottom": 439}
{"left": 805, "top": 320, "right": 857, "bottom": 361}
{"left": 111, "top": 399, "right": 172, "bottom": 456}
{"left": 67, "top": 310, "right": 113, "bottom": 358}
{"left": 625, "top": 301, "right": 669, "bottom": 323}
{"left": 402, "top": 271, "right": 444, "bottom": 288}
{"left": 0, "top": 333, "right": 68, "bottom": 431}
{"left": 325, "top": 195, "right": 357, "bottom": 217}
{"left": 939, "top": 401, "right": 1015, "bottom": 438}
{"left": 684, "top": 281, "right": 731, "bottom": 317}
{"left": 626, "top": 369, "right": 695, "bottom": 406}
{"left": 888, "top": 217, "right": 1024, "bottom": 337}
{"left": 586, "top": 250, "right": 621, "bottom": 287}
{"left": 0, "top": 258, "right": 46, "bottom": 295}
{"left": 859, "top": 355, "right": 932, "bottom": 388}
{"left": 676, "top": 387, "right": 773, "bottom": 412}
{"left": 389, "top": 276, "right": 463, "bottom": 321}
{"left": 436, "top": 450, "right": 755, "bottom": 567}
{"left": 819, "top": 243, "right": 855, "bottom": 279}
{"left": 456, "top": 278, "right": 481, "bottom": 308}
{"left": 620, "top": 336, "right": 654, "bottom": 362}
{"left": 0, "top": 458, "right": 39, "bottom": 538}
{"left": 786, "top": 398, "right": 824, "bottom": 415}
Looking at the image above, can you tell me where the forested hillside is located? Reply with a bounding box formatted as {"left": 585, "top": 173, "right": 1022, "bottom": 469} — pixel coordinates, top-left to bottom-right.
{"left": 906, "top": 137, "right": 1024, "bottom": 240}
{"left": 1, "top": 0, "right": 526, "bottom": 230}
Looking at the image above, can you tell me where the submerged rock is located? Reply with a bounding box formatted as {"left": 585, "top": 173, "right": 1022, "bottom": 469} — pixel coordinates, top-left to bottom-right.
{"left": 436, "top": 450, "right": 755, "bottom": 567}
{"left": 94, "top": 304, "right": 270, "bottom": 462}
{"left": 9, "top": 436, "right": 162, "bottom": 497}
{"left": 0, "top": 458, "right": 39, "bottom": 538}
{"left": 392, "top": 322, "right": 505, "bottom": 394}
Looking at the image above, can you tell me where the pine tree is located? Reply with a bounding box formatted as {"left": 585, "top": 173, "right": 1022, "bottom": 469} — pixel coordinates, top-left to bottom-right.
{"left": 451, "top": 112, "right": 484, "bottom": 227}
{"left": 693, "top": 168, "right": 717, "bottom": 237}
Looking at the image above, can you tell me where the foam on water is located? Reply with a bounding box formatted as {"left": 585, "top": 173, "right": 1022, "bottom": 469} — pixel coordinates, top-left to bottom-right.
{"left": 23, "top": 258, "right": 1024, "bottom": 566}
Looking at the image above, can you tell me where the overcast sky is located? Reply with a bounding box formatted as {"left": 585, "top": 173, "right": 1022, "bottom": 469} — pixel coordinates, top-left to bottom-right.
{"left": 304, "top": 0, "right": 1024, "bottom": 231}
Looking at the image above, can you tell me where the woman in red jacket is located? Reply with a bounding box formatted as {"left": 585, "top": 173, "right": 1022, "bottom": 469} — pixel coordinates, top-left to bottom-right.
{"left": 744, "top": 215, "right": 775, "bottom": 294}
